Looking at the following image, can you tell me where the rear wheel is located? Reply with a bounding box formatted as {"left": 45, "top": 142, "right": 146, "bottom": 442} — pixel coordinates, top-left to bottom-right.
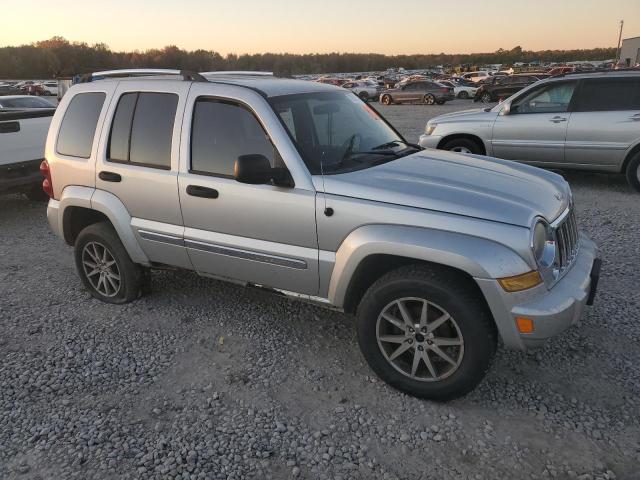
{"left": 480, "top": 92, "right": 493, "bottom": 103}
{"left": 358, "top": 91, "right": 369, "bottom": 101}
{"left": 356, "top": 265, "right": 497, "bottom": 401}
{"left": 457, "top": 91, "right": 469, "bottom": 99}
{"left": 380, "top": 94, "right": 392, "bottom": 105}
{"left": 423, "top": 94, "right": 436, "bottom": 105}
{"left": 74, "top": 222, "right": 145, "bottom": 304}
{"left": 441, "top": 138, "right": 483, "bottom": 155}
{"left": 625, "top": 151, "right": 640, "bottom": 192}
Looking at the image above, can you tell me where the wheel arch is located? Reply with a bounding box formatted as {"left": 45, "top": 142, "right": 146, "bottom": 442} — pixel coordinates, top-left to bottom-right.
{"left": 437, "top": 133, "right": 487, "bottom": 155}
{"left": 328, "top": 224, "right": 531, "bottom": 312}
{"left": 621, "top": 140, "right": 640, "bottom": 174}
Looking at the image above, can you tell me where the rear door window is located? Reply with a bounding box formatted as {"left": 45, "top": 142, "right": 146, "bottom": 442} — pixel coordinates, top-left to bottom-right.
{"left": 56, "top": 92, "right": 106, "bottom": 158}
{"left": 573, "top": 78, "right": 640, "bottom": 112}
{"left": 107, "top": 92, "right": 178, "bottom": 169}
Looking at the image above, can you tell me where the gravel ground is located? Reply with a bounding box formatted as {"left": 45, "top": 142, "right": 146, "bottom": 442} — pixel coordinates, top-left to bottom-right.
{"left": 1, "top": 99, "right": 639, "bottom": 480}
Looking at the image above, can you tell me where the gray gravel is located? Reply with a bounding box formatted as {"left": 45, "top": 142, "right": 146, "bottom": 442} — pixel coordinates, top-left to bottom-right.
{"left": 1, "top": 99, "right": 639, "bottom": 479}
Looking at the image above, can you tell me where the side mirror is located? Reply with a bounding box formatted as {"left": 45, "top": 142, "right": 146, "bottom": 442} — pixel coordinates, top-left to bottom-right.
{"left": 500, "top": 103, "right": 511, "bottom": 115}
{"left": 234, "top": 154, "right": 293, "bottom": 187}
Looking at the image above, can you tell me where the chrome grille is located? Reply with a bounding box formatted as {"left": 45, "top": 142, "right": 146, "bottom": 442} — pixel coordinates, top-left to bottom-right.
{"left": 553, "top": 207, "right": 579, "bottom": 274}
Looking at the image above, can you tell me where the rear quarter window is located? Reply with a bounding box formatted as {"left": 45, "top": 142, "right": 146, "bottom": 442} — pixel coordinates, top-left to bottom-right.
{"left": 56, "top": 92, "right": 106, "bottom": 158}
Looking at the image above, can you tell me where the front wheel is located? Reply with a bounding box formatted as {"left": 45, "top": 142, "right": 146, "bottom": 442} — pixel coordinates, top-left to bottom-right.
{"left": 358, "top": 91, "right": 369, "bottom": 101}
{"left": 74, "top": 222, "right": 145, "bottom": 304}
{"left": 480, "top": 92, "right": 493, "bottom": 103}
{"left": 457, "top": 91, "right": 469, "bottom": 99}
{"left": 423, "top": 94, "right": 436, "bottom": 105}
{"left": 380, "top": 94, "right": 392, "bottom": 105}
{"left": 625, "top": 151, "right": 640, "bottom": 192}
{"left": 356, "top": 265, "right": 496, "bottom": 401}
{"left": 441, "top": 138, "right": 483, "bottom": 155}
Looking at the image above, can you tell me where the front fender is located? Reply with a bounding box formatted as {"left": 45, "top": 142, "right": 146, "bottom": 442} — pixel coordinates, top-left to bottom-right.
{"left": 327, "top": 224, "right": 530, "bottom": 308}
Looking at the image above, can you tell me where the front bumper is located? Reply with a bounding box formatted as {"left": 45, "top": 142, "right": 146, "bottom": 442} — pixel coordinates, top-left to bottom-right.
{"left": 476, "top": 233, "right": 599, "bottom": 350}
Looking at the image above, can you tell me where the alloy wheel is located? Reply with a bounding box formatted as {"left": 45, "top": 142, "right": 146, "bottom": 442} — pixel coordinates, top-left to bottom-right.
{"left": 376, "top": 297, "right": 464, "bottom": 382}
{"left": 82, "top": 241, "right": 121, "bottom": 297}
{"left": 450, "top": 146, "right": 472, "bottom": 153}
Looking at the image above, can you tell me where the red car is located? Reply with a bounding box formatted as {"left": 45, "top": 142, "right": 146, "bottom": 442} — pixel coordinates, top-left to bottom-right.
{"left": 547, "top": 66, "right": 574, "bottom": 76}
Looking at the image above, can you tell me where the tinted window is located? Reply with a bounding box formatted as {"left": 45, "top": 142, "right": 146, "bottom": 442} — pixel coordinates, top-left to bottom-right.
{"left": 573, "top": 78, "right": 640, "bottom": 112}
{"left": 1, "top": 97, "right": 52, "bottom": 108}
{"left": 191, "top": 99, "right": 277, "bottom": 176}
{"left": 130, "top": 93, "right": 177, "bottom": 167}
{"left": 107, "top": 92, "right": 178, "bottom": 168}
{"left": 512, "top": 81, "right": 576, "bottom": 114}
{"left": 57, "top": 92, "right": 105, "bottom": 158}
{"left": 108, "top": 93, "right": 137, "bottom": 161}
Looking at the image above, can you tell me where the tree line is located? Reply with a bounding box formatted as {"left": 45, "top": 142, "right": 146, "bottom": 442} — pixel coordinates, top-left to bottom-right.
{"left": 0, "top": 38, "right": 618, "bottom": 79}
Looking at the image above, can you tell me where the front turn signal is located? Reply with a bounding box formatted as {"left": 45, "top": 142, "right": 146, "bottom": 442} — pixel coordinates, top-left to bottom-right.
{"left": 498, "top": 270, "right": 542, "bottom": 292}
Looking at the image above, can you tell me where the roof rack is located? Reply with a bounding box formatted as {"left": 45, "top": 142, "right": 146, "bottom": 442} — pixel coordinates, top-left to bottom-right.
{"left": 553, "top": 67, "right": 640, "bottom": 78}
{"left": 200, "top": 71, "right": 274, "bottom": 77}
{"left": 78, "top": 69, "right": 207, "bottom": 83}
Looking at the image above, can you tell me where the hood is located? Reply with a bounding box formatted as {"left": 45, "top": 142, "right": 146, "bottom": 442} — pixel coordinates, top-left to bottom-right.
{"left": 320, "top": 150, "right": 570, "bottom": 227}
{"left": 429, "top": 107, "right": 497, "bottom": 124}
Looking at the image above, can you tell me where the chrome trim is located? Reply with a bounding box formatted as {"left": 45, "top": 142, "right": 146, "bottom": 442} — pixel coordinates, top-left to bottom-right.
{"left": 184, "top": 239, "right": 307, "bottom": 270}
{"left": 138, "top": 230, "right": 184, "bottom": 247}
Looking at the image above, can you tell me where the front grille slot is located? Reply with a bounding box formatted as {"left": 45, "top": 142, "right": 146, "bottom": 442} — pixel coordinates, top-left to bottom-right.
{"left": 554, "top": 208, "right": 579, "bottom": 275}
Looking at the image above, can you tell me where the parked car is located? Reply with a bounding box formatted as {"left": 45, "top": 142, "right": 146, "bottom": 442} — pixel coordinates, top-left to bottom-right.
{"left": 0, "top": 85, "right": 24, "bottom": 96}
{"left": 547, "top": 67, "right": 575, "bottom": 76}
{"left": 0, "top": 108, "right": 55, "bottom": 200}
{"left": 43, "top": 69, "right": 599, "bottom": 401}
{"left": 474, "top": 74, "right": 541, "bottom": 103}
{"left": 380, "top": 81, "right": 454, "bottom": 105}
{"left": 419, "top": 71, "right": 640, "bottom": 191}
{"left": 460, "top": 71, "right": 492, "bottom": 83}
{"left": 342, "top": 80, "right": 381, "bottom": 101}
{"left": 439, "top": 80, "right": 478, "bottom": 99}
{"left": 37, "top": 81, "right": 59, "bottom": 96}
{"left": 0, "top": 95, "right": 56, "bottom": 109}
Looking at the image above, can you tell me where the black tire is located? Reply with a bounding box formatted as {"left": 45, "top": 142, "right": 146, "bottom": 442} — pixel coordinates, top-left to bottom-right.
{"left": 625, "top": 151, "right": 640, "bottom": 192}
{"left": 74, "top": 222, "right": 145, "bottom": 304}
{"left": 457, "top": 91, "right": 469, "bottom": 99}
{"left": 436, "top": 100, "right": 445, "bottom": 105}
{"left": 356, "top": 265, "right": 497, "bottom": 401}
{"left": 380, "top": 94, "right": 392, "bottom": 105}
{"left": 358, "top": 91, "right": 369, "bottom": 101}
{"left": 441, "top": 138, "right": 483, "bottom": 155}
{"left": 480, "top": 92, "right": 493, "bottom": 103}
{"left": 423, "top": 94, "right": 436, "bottom": 105}
{"left": 25, "top": 184, "right": 49, "bottom": 202}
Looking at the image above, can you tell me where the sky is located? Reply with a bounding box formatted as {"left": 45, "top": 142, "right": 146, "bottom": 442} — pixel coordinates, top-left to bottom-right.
{"left": 1, "top": 0, "right": 639, "bottom": 55}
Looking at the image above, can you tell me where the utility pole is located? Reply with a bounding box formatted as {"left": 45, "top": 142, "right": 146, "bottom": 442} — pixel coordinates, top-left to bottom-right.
{"left": 615, "top": 20, "right": 624, "bottom": 65}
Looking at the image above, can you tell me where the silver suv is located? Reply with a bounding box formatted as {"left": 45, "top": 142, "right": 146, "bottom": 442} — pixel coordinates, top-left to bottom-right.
{"left": 419, "top": 71, "right": 640, "bottom": 191}
{"left": 44, "top": 69, "right": 600, "bottom": 401}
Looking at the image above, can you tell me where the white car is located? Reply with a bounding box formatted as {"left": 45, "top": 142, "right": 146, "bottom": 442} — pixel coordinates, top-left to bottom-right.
{"left": 341, "top": 80, "right": 381, "bottom": 101}
{"left": 460, "top": 71, "right": 492, "bottom": 83}
{"left": 37, "top": 81, "right": 59, "bottom": 96}
{"left": 439, "top": 80, "right": 478, "bottom": 99}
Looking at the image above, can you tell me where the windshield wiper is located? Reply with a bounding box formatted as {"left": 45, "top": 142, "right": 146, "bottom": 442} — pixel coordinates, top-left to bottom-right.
{"left": 372, "top": 139, "right": 423, "bottom": 151}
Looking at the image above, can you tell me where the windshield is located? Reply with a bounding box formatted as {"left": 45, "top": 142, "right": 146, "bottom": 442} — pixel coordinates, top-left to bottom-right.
{"left": 269, "top": 91, "right": 415, "bottom": 175}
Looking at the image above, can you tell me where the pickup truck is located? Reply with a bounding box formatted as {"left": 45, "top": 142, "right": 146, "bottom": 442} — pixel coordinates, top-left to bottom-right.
{"left": 0, "top": 108, "right": 55, "bottom": 200}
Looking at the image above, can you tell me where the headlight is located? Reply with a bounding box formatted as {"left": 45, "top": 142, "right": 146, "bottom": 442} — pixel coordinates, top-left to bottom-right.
{"left": 425, "top": 123, "right": 437, "bottom": 135}
{"left": 531, "top": 219, "right": 556, "bottom": 268}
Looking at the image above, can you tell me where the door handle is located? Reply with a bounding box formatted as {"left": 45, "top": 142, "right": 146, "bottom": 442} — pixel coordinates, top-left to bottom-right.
{"left": 550, "top": 116, "right": 567, "bottom": 123}
{"left": 630, "top": 113, "right": 640, "bottom": 121}
{"left": 0, "top": 121, "right": 20, "bottom": 134}
{"left": 186, "top": 185, "right": 219, "bottom": 199}
{"left": 98, "top": 171, "right": 122, "bottom": 182}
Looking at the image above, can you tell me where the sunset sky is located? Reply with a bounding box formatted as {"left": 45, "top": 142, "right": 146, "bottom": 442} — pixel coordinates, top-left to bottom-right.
{"left": 1, "top": 0, "right": 638, "bottom": 54}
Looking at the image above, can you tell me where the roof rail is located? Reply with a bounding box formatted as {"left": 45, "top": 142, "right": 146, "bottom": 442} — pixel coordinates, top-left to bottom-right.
{"left": 552, "top": 67, "right": 640, "bottom": 78}
{"left": 78, "top": 69, "right": 207, "bottom": 83}
{"left": 200, "top": 71, "right": 274, "bottom": 77}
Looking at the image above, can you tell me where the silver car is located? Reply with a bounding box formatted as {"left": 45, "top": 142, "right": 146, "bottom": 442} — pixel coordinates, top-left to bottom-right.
{"left": 43, "top": 69, "right": 600, "bottom": 401}
{"left": 419, "top": 71, "right": 640, "bottom": 191}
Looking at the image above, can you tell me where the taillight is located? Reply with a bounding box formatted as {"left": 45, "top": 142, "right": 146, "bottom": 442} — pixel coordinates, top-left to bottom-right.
{"left": 40, "top": 159, "right": 54, "bottom": 198}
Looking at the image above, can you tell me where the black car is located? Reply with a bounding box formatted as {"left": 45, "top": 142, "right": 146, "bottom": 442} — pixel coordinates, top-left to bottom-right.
{"left": 473, "top": 74, "right": 541, "bottom": 103}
